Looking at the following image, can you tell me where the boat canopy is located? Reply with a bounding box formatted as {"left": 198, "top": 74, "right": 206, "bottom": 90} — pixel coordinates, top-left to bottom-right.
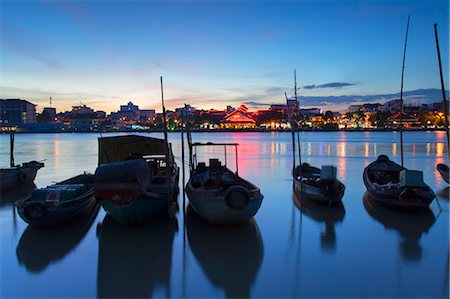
{"left": 98, "top": 135, "right": 171, "bottom": 165}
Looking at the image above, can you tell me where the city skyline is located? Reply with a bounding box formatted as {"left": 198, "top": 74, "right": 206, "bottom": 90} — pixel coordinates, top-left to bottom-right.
{"left": 1, "top": 0, "right": 449, "bottom": 113}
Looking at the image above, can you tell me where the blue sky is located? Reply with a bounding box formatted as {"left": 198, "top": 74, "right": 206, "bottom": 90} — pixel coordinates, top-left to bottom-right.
{"left": 1, "top": 0, "right": 449, "bottom": 113}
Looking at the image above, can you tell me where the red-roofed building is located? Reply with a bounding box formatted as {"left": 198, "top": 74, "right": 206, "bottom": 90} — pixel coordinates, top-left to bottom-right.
{"left": 387, "top": 112, "right": 420, "bottom": 128}
{"left": 222, "top": 105, "right": 256, "bottom": 128}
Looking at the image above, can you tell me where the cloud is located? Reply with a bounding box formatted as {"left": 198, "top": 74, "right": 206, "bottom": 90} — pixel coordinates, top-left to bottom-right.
{"left": 243, "top": 101, "right": 272, "bottom": 108}
{"left": 303, "top": 82, "right": 356, "bottom": 89}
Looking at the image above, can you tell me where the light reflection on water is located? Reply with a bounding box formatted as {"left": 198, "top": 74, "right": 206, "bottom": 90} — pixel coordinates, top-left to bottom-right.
{"left": 0, "top": 132, "right": 448, "bottom": 298}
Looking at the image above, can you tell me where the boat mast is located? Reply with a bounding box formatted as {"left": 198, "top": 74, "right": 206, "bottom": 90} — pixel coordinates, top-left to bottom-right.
{"left": 434, "top": 23, "right": 450, "bottom": 159}
{"left": 295, "top": 69, "right": 302, "bottom": 169}
{"left": 10, "top": 129, "right": 15, "bottom": 167}
{"left": 285, "top": 92, "right": 296, "bottom": 174}
{"left": 399, "top": 15, "right": 410, "bottom": 167}
{"left": 160, "top": 77, "right": 174, "bottom": 214}
{"left": 184, "top": 103, "right": 193, "bottom": 173}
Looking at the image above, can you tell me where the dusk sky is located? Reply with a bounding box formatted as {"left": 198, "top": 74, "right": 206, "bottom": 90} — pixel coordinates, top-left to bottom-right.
{"left": 1, "top": 0, "right": 449, "bottom": 113}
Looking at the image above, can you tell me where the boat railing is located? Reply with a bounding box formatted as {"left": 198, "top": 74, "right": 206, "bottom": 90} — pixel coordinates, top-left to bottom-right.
{"left": 191, "top": 142, "right": 240, "bottom": 176}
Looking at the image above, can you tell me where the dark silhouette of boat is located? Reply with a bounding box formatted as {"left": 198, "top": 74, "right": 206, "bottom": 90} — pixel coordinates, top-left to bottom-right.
{"left": 15, "top": 173, "right": 97, "bottom": 226}
{"left": 16, "top": 203, "right": 99, "bottom": 273}
{"left": 363, "top": 155, "right": 435, "bottom": 209}
{"left": 1, "top": 182, "right": 36, "bottom": 207}
{"left": 1, "top": 161, "right": 44, "bottom": 191}
{"left": 437, "top": 164, "right": 449, "bottom": 184}
{"left": 363, "top": 192, "right": 436, "bottom": 261}
{"left": 186, "top": 205, "right": 264, "bottom": 298}
{"left": 96, "top": 214, "right": 177, "bottom": 298}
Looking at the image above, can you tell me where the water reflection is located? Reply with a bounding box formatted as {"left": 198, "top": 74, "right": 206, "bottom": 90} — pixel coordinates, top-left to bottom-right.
{"left": 437, "top": 187, "right": 449, "bottom": 200}
{"left": 186, "top": 206, "right": 263, "bottom": 298}
{"left": 292, "top": 193, "right": 345, "bottom": 253}
{"left": 0, "top": 182, "right": 36, "bottom": 207}
{"left": 16, "top": 204, "right": 100, "bottom": 273}
{"left": 97, "top": 215, "right": 177, "bottom": 298}
{"left": 363, "top": 193, "right": 436, "bottom": 261}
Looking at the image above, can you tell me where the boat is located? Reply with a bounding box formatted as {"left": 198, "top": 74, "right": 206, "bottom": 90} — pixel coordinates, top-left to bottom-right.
{"left": 288, "top": 70, "right": 345, "bottom": 204}
{"left": 363, "top": 155, "right": 436, "bottom": 209}
{"left": 94, "top": 135, "right": 179, "bottom": 225}
{"left": 363, "top": 192, "right": 435, "bottom": 261}
{"left": 363, "top": 17, "right": 436, "bottom": 209}
{"left": 15, "top": 173, "right": 96, "bottom": 226}
{"left": 185, "top": 142, "right": 263, "bottom": 225}
{"left": 1, "top": 131, "right": 44, "bottom": 191}
{"left": 293, "top": 163, "right": 345, "bottom": 204}
{"left": 1, "top": 161, "right": 44, "bottom": 191}
{"left": 16, "top": 203, "right": 99, "bottom": 273}
{"left": 186, "top": 205, "right": 263, "bottom": 298}
{"left": 437, "top": 164, "right": 449, "bottom": 184}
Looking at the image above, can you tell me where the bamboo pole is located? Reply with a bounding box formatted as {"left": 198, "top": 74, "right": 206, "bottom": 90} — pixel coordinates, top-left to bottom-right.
{"left": 10, "top": 129, "right": 15, "bottom": 167}
{"left": 399, "top": 15, "right": 410, "bottom": 167}
{"left": 294, "top": 69, "right": 302, "bottom": 171}
{"left": 434, "top": 23, "right": 450, "bottom": 159}
{"left": 285, "top": 92, "right": 296, "bottom": 175}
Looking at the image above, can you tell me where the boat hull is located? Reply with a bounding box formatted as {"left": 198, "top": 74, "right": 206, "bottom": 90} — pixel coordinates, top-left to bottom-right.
{"left": 186, "top": 181, "right": 263, "bottom": 225}
{"left": 96, "top": 190, "right": 173, "bottom": 226}
{"left": 293, "top": 178, "right": 345, "bottom": 204}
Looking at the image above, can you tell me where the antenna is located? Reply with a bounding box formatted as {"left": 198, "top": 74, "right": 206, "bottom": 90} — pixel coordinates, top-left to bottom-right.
{"left": 399, "top": 15, "right": 410, "bottom": 167}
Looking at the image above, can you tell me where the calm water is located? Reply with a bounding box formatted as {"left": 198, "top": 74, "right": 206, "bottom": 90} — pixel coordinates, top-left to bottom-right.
{"left": 1, "top": 131, "right": 449, "bottom": 298}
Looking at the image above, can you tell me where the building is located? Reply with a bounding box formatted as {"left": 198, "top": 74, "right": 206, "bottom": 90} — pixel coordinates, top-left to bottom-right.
{"left": 222, "top": 105, "right": 256, "bottom": 129}
{"left": 348, "top": 105, "right": 363, "bottom": 113}
{"left": 361, "top": 103, "right": 384, "bottom": 113}
{"left": 120, "top": 101, "right": 139, "bottom": 112}
{"left": 0, "top": 99, "right": 37, "bottom": 127}
{"left": 384, "top": 99, "right": 402, "bottom": 112}
{"left": 299, "top": 108, "right": 321, "bottom": 116}
{"left": 140, "top": 109, "right": 156, "bottom": 123}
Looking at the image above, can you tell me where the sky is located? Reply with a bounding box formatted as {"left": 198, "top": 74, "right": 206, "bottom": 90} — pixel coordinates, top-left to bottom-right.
{"left": 1, "top": 0, "right": 449, "bottom": 113}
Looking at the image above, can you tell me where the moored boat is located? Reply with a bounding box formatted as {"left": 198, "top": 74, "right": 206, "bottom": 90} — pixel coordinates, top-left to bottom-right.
{"left": 186, "top": 142, "right": 263, "bottom": 225}
{"left": 15, "top": 173, "right": 96, "bottom": 226}
{"left": 293, "top": 163, "right": 345, "bottom": 204}
{"left": 363, "top": 155, "right": 435, "bottom": 209}
{"left": 437, "top": 164, "right": 449, "bottom": 184}
{"left": 1, "top": 161, "right": 44, "bottom": 191}
{"left": 94, "top": 135, "right": 179, "bottom": 225}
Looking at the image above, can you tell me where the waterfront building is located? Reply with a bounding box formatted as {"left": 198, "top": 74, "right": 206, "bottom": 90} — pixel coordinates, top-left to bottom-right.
{"left": 0, "top": 99, "right": 37, "bottom": 127}
{"left": 299, "top": 108, "right": 321, "bottom": 116}
{"left": 140, "top": 109, "right": 156, "bottom": 123}
{"left": 222, "top": 105, "right": 256, "bottom": 129}
{"left": 348, "top": 105, "right": 363, "bottom": 113}
{"left": 120, "top": 101, "right": 139, "bottom": 112}
{"left": 384, "top": 99, "right": 402, "bottom": 112}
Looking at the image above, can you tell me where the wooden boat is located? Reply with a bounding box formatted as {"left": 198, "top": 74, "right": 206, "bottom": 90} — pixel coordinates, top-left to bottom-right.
{"left": 94, "top": 135, "right": 179, "bottom": 225}
{"left": 97, "top": 214, "right": 177, "bottom": 298}
{"left": 437, "top": 164, "right": 449, "bottom": 184}
{"left": 185, "top": 142, "right": 263, "bottom": 225}
{"left": 15, "top": 173, "right": 96, "bottom": 226}
{"left": 293, "top": 163, "right": 345, "bottom": 204}
{"left": 16, "top": 203, "right": 99, "bottom": 273}
{"left": 186, "top": 205, "right": 263, "bottom": 298}
{"left": 0, "top": 161, "right": 44, "bottom": 191}
{"left": 363, "top": 192, "right": 435, "bottom": 261}
{"left": 363, "top": 155, "right": 435, "bottom": 209}
{"left": 287, "top": 69, "right": 345, "bottom": 205}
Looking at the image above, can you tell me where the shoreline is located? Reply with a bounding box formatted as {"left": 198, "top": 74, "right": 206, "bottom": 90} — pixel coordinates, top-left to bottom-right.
{"left": 2, "top": 128, "right": 447, "bottom": 134}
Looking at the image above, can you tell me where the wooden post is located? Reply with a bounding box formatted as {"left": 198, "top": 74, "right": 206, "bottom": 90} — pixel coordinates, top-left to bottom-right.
{"left": 285, "top": 92, "right": 296, "bottom": 175}
{"left": 181, "top": 107, "right": 186, "bottom": 215}
{"left": 294, "top": 69, "right": 302, "bottom": 172}
{"left": 434, "top": 23, "right": 450, "bottom": 159}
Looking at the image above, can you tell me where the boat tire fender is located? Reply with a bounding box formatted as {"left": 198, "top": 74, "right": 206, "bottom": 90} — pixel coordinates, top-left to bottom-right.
{"left": 224, "top": 185, "right": 250, "bottom": 210}
{"left": 23, "top": 202, "right": 48, "bottom": 221}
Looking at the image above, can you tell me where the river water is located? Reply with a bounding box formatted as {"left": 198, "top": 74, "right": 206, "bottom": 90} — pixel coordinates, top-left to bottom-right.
{"left": 1, "top": 131, "right": 448, "bottom": 298}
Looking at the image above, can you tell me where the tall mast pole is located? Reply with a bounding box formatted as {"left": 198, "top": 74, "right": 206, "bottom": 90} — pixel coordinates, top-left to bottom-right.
{"left": 434, "top": 23, "right": 450, "bottom": 159}
{"left": 184, "top": 104, "right": 193, "bottom": 173}
{"left": 295, "top": 69, "right": 302, "bottom": 169}
{"left": 399, "top": 15, "right": 410, "bottom": 167}
{"left": 285, "top": 92, "right": 296, "bottom": 175}
{"left": 160, "top": 77, "right": 174, "bottom": 215}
